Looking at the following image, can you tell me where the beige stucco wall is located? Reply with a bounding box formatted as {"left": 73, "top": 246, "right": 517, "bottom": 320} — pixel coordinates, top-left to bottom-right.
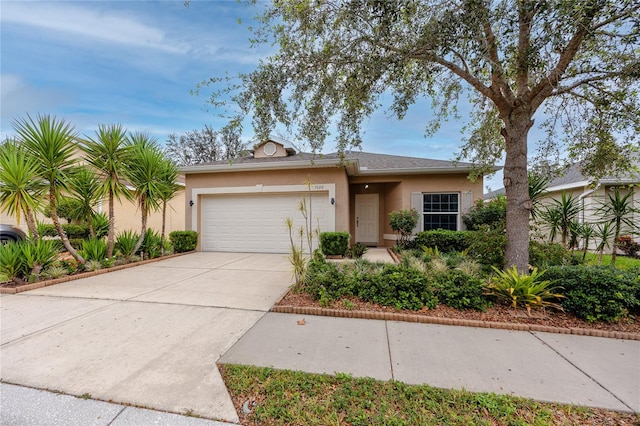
{"left": 108, "top": 189, "right": 186, "bottom": 236}
{"left": 349, "top": 173, "right": 483, "bottom": 246}
{"left": 184, "top": 166, "right": 351, "bottom": 249}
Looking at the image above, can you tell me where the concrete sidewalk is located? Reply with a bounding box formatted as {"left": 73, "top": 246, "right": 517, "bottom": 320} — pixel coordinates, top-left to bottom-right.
{"left": 220, "top": 312, "right": 640, "bottom": 413}
{"left": 0, "top": 383, "right": 234, "bottom": 426}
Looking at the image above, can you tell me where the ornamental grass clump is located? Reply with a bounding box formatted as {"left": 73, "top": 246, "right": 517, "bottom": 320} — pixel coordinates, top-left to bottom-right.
{"left": 485, "top": 266, "right": 564, "bottom": 314}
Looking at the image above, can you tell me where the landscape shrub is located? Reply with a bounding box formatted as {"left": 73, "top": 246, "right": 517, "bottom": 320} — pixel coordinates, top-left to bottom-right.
{"left": 485, "top": 267, "right": 564, "bottom": 313}
{"left": 414, "top": 230, "right": 473, "bottom": 253}
{"left": 169, "top": 231, "right": 198, "bottom": 252}
{"left": 544, "top": 266, "right": 640, "bottom": 322}
{"left": 0, "top": 242, "right": 26, "bottom": 283}
{"left": 80, "top": 238, "right": 108, "bottom": 262}
{"left": 346, "top": 242, "right": 368, "bottom": 259}
{"left": 462, "top": 196, "right": 506, "bottom": 230}
{"left": 39, "top": 224, "right": 90, "bottom": 240}
{"left": 466, "top": 227, "right": 506, "bottom": 270}
{"left": 303, "top": 255, "right": 348, "bottom": 300}
{"left": 142, "top": 229, "right": 162, "bottom": 259}
{"left": 21, "top": 239, "right": 58, "bottom": 277}
{"left": 115, "top": 230, "right": 139, "bottom": 259}
{"left": 389, "top": 208, "right": 419, "bottom": 248}
{"left": 529, "top": 241, "right": 579, "bottom": 268}
{"left": 92, "top": 213, "right": 109, "bottom": 239}
{"left": 431, "top": 270, "right": 488, "bottom": 311}
{"left": 617, "top": 236, "right": 640, "bottom": 258}
{"left": 319, "top": 232, "right": 350, "bottom": 256}
{"left": 358, "top": 264, "right": 436, "bottom": 310}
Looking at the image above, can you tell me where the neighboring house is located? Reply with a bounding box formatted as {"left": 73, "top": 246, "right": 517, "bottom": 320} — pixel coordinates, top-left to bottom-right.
{"left": 539, "top": 162, "right": 639, "bottom": 242}
{"left": 483, "top": 161, "right": 640, "bottom": 246}
{"left": 181, "top": 139, "right": 492, "bottom": 253}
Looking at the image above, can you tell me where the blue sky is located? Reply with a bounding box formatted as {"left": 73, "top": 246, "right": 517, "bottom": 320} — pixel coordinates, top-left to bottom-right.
{"left": 1, "top": 0, "right": 506, "bottom": 191}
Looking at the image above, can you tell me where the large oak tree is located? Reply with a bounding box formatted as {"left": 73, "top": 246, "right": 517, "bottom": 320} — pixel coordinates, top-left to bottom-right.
{"left": 209, "top": 0, "right": 640, "bottom": 271}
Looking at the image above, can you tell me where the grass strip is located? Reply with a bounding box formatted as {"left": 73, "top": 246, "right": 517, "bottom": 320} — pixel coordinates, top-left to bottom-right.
{"left": 220, "top": 364, "right": 639, "bottom": 425}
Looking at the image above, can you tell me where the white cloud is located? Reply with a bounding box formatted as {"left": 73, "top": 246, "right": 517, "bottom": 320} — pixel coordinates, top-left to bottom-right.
{"left": 1, "top": 1, "right": 189, "bottom": 54}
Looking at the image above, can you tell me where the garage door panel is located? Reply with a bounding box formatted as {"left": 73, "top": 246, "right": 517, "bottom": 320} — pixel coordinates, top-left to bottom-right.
{"left": 201, "top": 193, "right": 332, "bottom": 253}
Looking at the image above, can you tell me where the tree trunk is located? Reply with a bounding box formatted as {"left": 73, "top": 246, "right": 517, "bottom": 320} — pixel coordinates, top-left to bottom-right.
{"left": 106, "top": 192, "right": 115, "bottom": 258}
{"left": 501, "top": 112, "right": 533, "bottom": 273}
{"left": 133, "top": 197, "right": 147, "bottom": 256}
{"left": 50, "top": 189, "right": 85, "bottom": 264}
{"left": 23, "top": 205, "right": 39, "bottom": 242}
{"left": 161, "top": 200, "right": 167, "bottom": 256}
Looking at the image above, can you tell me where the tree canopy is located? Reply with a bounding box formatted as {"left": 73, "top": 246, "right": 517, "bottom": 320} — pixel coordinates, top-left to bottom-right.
{"left": 207, "top": 0, "right": 640, "bottom": 271}
{"left": 165, "top": 125, "right": 246, "bottom": 165}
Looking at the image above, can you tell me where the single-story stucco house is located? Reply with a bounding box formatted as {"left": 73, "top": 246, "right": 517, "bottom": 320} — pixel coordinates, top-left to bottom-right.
{"left": 181, "top": 139, "right": 492, "bottom": 253}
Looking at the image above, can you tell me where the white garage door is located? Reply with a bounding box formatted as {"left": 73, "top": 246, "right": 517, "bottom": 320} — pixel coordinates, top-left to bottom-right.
{"left": 201, "top": 192, "right": 332, "bottom": 253}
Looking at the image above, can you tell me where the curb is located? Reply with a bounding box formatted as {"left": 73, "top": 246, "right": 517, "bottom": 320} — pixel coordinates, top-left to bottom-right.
{"left": 0, "top": 251, "right": 194, "bottom": 294}
{"left": 270, "top": 305, "right": 640, "bottom": 341}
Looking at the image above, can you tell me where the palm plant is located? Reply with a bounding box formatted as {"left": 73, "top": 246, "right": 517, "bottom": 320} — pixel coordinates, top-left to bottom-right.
{"left": 594, "top": 222, "right": 614, "bottom": 265}
{"left": 542, "top": 191, "right": 580, "bottom": 247}
{"left": 80, "top": 124, "right": 132, "bottom": 257}
{"left": 0, "top": 140, "right": 45, "bottom": 240}
{"left": 124, "top": 132, "right": 166, "bottom": 254}
{"left": 13, "top": 114, "right": 84, "bottom": 263}
{"left": 155, "top": 158, "right": 180, "bottom": 255}
{"left": 596, "top": 188, "right": 638, "bottom": 265}
{"left": 528, "top": 173, "right": 548, "bottom": 221}
{"left": 67, "top": 167, "right": 103, "bottom": 238}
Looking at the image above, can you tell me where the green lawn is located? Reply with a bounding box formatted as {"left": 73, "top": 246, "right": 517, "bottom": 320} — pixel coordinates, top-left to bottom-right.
{"left": 583, "top": 253, "right": 640, "bottom": 270}
{"left": 221, "top": 365, "right": 638, "bottom": 426}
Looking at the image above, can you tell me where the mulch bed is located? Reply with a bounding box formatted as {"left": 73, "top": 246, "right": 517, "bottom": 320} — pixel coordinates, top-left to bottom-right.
{"left": 275, "top": 291, "right": 640, "bottom": 339}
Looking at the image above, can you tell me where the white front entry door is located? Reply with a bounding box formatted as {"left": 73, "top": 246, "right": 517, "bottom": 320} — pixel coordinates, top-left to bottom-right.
{"left": 355, "top": 194, "right": 379, "bottom": 244}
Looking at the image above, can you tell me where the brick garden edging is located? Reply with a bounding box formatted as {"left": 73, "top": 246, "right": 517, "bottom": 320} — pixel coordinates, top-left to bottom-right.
{"left": 0, "top": 251, "right": 194, "bottom": 294}
{"left": 270, "top": 305, "right": 640, "bottom": 341}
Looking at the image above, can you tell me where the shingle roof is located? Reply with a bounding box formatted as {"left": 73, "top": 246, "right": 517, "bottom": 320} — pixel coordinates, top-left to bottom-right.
{"left": 547, "top": 159, "right": 640, "bottom": 190}
{"left": 182, "top": 150, "right": 488, "bottom": 175}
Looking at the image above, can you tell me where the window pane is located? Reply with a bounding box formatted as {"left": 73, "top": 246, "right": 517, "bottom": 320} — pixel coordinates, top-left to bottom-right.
{"left": 423, "top": 214, "right": 458, "bottom": 231}
{"left": 423, "top": 193, "right": 458, "bottom": 213}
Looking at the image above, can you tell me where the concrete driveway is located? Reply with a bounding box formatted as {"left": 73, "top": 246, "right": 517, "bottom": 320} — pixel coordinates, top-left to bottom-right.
{"left": 0, "top": 252, "right": 292, "bottom": 424}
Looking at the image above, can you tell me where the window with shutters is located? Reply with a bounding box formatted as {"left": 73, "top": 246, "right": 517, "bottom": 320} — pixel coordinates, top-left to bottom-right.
{"left": 423, "top": 193, "right": 459, "bottom": 231}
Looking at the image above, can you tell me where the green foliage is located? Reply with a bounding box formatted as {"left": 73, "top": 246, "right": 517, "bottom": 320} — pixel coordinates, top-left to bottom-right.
{"left": 359, "top": 264, "right": 437, "bottom": 311}
{"left": 21, "top": 239, "right": 58, "bottom": 276}
{"left": 597, "top": 188, "right": 639, "bottom": 265}
{"left": 389, "top": 208, "right": 418, "bottom": 247}
{"left": 346, "top": 243, "right": 368, "bottom": 259}
{"left": 319, "top": 232, "right": 350, "bottom": 256}
{"left": 40, "top": 223, "right": 91, "bottom": 239}
{"left": 466, "top": 227, "right": 506, "bottom": 270}
{"left": 141, "top": 229, "right": 162, "bottom": 259}
{"left": 80, "top": 238, "right": 108, "bottom": 262}
{"left": 43, "top": 197, "right": 83, "bottom": 223}
{"left": 529, "top": 241, "right": 580, "bottom": 268}
{"left": 0, "top": 241, "right": 26, "bottom": 283}
{"left": 485, "top": 267, "right": 564, "bottom": 313}
{"left": 544, "top": 266, "right": 640, "bottom": 322}
{"left": 169, "top": 231, "right": 198, "bottom": 253}
{"left": 115, "top": 230, "right": 140, "bottom": 259}
{"left": 432, "top": 270, "right": 488, "bottom": 311}
{"left": 91, "top": 212, "right": 109, "bottom": 239}
{"left": 221, "top": 365, "right": 637, "bottom": 426}
{"left": 462, "top": 197, "right": 506, "bottom": 230}
{"left": 0, "top": 239, "right": 58, "bottom": 283}
{"left": 414, "top": 230, "right": 473, "bottom": 253}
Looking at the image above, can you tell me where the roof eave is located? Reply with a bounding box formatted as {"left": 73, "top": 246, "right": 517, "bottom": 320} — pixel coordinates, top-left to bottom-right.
{"left": 352, "top": 165, "right": 499, "bottom": 176}
{"left": 180, "top": 158, "right": 343, "bottom": 174}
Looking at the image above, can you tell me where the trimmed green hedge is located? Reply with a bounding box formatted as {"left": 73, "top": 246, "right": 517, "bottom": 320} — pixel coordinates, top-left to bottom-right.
{"left": 414, "top": 230, "right": 474, "bottom": 253}
{"left": 39, "top": 224, "right": 90, "bottom": 239}
{"left": 169, "top": 231, "right": 198, "bottom": 253}
{"left": 544, "top": 266, "right": 640, "bottom": 322}
{"left": 319, "top": 232, "right": 350, "bottom": 256}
